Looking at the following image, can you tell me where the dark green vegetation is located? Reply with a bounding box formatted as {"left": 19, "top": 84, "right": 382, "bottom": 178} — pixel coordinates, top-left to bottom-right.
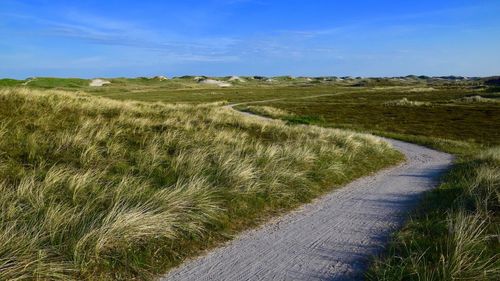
{"left": 1, "top": 75, "right": 498, "bottom": 280}
{"left": 0, "top": 88, "right": 399, "bottom": 280}
{"left": 251, "top": 87, "right": 500, "bottom": 146}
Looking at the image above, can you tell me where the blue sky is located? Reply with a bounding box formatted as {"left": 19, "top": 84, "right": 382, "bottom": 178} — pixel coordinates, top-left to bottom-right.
{"left": 1, "top": 0, "right": 500, "bottom": 78}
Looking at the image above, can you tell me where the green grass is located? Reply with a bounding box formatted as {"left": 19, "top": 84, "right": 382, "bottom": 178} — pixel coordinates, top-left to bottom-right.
{"left": 0, "top": 88, "right": 401, "bottom": 280}
{"left": 24, "top": 77, "right": 90, "bottom": 88}
{"left": 0, "top": 79, "right": 24, "bottom": 87}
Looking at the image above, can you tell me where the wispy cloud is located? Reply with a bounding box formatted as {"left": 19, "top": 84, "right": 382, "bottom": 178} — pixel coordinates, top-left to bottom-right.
{"left": 46, "top": 14, "right": 240, "bottom": 58}
{"left": 2, "top": 11, "right": 344, "bottom": 62}
{"left": 1, "top": 9, "right": 242, "bottom": 62}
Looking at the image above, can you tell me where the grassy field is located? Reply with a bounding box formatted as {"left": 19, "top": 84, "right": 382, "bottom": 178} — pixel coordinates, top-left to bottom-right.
{"left": 1, "top": 76, "right": 498, "bottom": 280}
{"left": 0, "top": 87, "right": 400, "bottom": 280}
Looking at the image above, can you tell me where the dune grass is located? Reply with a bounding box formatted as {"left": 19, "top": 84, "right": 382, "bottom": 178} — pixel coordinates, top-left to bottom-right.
{"left": 3, "top": 78, "right": 497, "bottom": 280}
{"left": 0, "top": 88, "right": 401, "bottom": 280}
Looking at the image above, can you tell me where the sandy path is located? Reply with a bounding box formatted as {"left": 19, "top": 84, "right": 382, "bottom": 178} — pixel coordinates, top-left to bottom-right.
{"left": 161, "top": 105, "right": 453, "bottom": 281}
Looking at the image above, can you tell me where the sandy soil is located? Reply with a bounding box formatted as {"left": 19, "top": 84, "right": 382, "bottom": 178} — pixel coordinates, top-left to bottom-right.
{"left": 229, "top": 76, "right": 246, "bottom": 82}
{"left": 89, "top": 79, "right": 111, "bottom": 87}
{"left": 198, "top": 79, "right": 232, "bottom": 87}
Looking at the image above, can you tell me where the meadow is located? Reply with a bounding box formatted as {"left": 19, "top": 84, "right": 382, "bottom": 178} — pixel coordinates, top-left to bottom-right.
{"left": 0, "top": 87, "right": 399, "bottom": 280}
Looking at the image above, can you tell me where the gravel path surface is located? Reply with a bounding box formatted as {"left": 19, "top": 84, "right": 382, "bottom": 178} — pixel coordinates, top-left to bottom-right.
{"left": 161, "top": 107, "right": 453, "bottom": 281}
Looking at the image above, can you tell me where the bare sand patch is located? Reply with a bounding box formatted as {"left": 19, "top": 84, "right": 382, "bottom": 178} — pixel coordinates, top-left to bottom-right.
{"left": 89, "top": 79, "right": 111, "bottom": 87}
{"left": 198, "top": 79, "right": 232, "bottom": 87}
{"left": 229, "top": 76, "right": 246, "bottom": 82}
{"left": 153, "top": 76, "right": 168, "bottom": 81}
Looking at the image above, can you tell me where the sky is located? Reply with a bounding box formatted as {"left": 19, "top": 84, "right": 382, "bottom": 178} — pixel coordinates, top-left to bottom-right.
{"left": 1, "top": 0, "right": 500, "bottom": 79}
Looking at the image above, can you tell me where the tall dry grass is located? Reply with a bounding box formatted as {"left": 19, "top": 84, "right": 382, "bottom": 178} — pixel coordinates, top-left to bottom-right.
{"left": 0, "top": 88, "right": 399, "bottom": 280}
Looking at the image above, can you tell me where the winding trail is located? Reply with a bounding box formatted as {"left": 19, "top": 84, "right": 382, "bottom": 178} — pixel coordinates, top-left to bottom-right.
{"left": 162, "top": 103, "right": 453, "bottom": 281}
